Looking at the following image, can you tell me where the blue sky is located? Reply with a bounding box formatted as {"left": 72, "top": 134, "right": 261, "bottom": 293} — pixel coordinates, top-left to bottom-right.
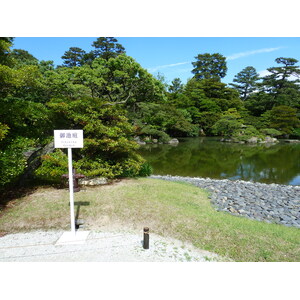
{"left": 12, "top": 37, "right": 300, "bottom": 85}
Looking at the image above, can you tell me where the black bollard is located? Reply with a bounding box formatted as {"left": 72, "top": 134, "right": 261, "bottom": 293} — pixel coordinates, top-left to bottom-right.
{"left": 143, "top": 227, "right": 149, "bottom": 249}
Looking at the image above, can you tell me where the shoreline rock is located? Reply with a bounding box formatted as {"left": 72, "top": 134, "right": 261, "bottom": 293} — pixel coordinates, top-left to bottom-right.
{"left": 168, "top": 138, "right": 179, "bottom": 144}
{"left": 150, "top": 175, "right": 300, "bottom": 229}
{"left": 220, "top": 136, "right": 278, "bottom": 144}
{"left": 134, "top": 136, "right": 179, "bottom": 145}
{"left": 284, "top": 139, "right": 300, "bottom": 143}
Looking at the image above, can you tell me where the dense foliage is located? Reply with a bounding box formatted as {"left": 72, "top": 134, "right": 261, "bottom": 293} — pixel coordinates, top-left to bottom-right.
{"left": 1, "top": 37, "right": 300, "bottom": 190}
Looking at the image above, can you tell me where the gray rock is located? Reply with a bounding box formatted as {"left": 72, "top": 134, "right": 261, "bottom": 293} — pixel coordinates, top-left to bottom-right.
{"left": 263, "top": 136, "right": 278, "bottom": 143}
{"left": 247, "top": 137, "right": 258, "bottom": 143}
{"left": 19, "top": 142, "right": 55, "bottom": 186}
{"left": 284, "top": 139, "right": 300, "bottom": 143}
{"left": 134, "top": 136, "right": 147, "bottom": 145}
{"left": 79, "top": 177, "right": 108, "bottom": 186}
{"left": 168, "top": 138, "right": 179, "bottom": 144}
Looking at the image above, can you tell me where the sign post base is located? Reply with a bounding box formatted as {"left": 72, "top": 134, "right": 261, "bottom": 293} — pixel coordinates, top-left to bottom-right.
{"left": 55, "top": 231, "right": 90, "bottom": 245}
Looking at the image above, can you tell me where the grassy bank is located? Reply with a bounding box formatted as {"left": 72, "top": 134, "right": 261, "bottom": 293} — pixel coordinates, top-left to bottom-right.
{"left": 0, "top": 178, "right": 299, "bottom": 261}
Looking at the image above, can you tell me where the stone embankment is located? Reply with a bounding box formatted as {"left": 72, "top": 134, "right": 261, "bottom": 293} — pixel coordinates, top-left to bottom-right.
{"left": 150, "top": 175, "right": 300, "bottom": 228}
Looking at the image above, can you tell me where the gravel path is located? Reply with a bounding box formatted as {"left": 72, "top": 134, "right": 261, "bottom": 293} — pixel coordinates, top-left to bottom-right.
{"left": 0, "top": 230, "right": 226, "bottom": 262}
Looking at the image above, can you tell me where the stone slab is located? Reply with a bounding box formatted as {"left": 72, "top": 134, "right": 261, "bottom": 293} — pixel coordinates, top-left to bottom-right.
{"left": 55, "top": 231, "right": 90, "bottom": 245}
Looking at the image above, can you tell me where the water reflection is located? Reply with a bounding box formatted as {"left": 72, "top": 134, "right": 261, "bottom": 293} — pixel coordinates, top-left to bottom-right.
{"left": 138, "top": 137, "right": 300, "bottom": 185}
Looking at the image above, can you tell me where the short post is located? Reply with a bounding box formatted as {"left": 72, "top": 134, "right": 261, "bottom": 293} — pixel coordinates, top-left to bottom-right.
{"left": 143, "top": 227, "right": 149, "bottom": 249}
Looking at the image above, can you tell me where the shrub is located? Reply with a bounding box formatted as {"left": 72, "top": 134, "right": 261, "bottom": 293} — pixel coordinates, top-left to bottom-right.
{"left": 260, "top": 128, "right": 282, "bottom": 137}
{"left": 291, "top": 128, "right": 300, "bottom": 138}
{"left": 137, "top": 162, "right": 153, "bottom": 177}
{"left": 0, "top": 123, "right": 9, "bottom": 141}
{"left": 212, "top": 109, "right": 243, "bottom": 137}
{"left": 36, "top": 149, "right": 147, "bottom": 181}
{"left": 269, "top": 105, "right": 300, "bottom": 136}
{"left": 0, "top": 137, "right": 36, "bottom": 189}
{"left": 34, "top": 149, "right": 68, "bottom": 183}
{"left": 139, "top": 126, "right": 171, "bottom": 143}
{"left": 233, "top": 125, "right": 264, "bottom": 142}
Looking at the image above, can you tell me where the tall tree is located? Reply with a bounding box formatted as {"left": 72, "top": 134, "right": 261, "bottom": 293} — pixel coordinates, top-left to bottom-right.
{"left": 269, "top": 105, "right": 300, "bottom": 137}
{"left": 262, "top": 57, "right": 300, "bottom": 90}
{"left": 92, "top": 37, "right": 125, "bottom": 60}
{"left": 61, "top": 47, "right": 86, "bottom": 67}
{"left": 230, "top": 66, "right": 260, "bottom": 100}
{"left": 0, "top": 37, "right": 14, "bottom": 66}
{"left": 261, "top": 57, "right": 300, "bottom": 107}
{"left": 168, "top": 78, "right": 184, "bottom": 93}
{"left": 11, "top": 49, "right": 38, "bottom": 67}
{"left": 39, "top": 60, "right": 55, "bottom": 73}
{"left": 191, "top": 53, "right": 227, "bottom": 81}
{"left": 262, "top": 57, "right": 300, "bottom": 97}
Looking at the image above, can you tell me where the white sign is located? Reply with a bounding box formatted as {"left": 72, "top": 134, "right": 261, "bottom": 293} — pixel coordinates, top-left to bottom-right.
{"left": 54, "top": 130, "right": 84, "bottom": 148}
{"left": 53, "top": 129, "right": 84, "bottom": 236}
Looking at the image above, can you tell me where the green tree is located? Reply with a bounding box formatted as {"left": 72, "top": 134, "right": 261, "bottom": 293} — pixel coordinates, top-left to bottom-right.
{"left": 10, "top": 49, "right": 38, "bottom": 67}
{"left": 192, "top": 53, "right": 227, "bottom": 81}
{"left": 0, "top": 37, "right": 14, "bottom": 66}
{"left": 154, "top": 72, "right": 168, "bottom": 91}
{"left": 61, "top": 47, "right": 86, "bottom": 67}
{"left": 244, "top": 92, "right": 274, "bottom": 117}
{"left": 212, "top": 108, "right": 243, "bottom": 137}
{"left": 269, "top": 105, "right": 300, "bottom": 137}
{"left": 39, "top": 96, "right": 145, "bottom": 179}
{"left": 0, "top": 123, "right": 9, "bottom": 141}
{"left": 168, "top": 78, "right": 184, "bottom": 93}
{"left": 133, "top": 102, "right": 198, "bottom": 139}
{"left": 92, "top": 37, "right": 125, "bottom": 60}
{"left": 0, "top": 47, "right": 53, "bottom": 188}
{"left": 0, "top": 64, "right": 45, "bottom": 102}
{"left": 184, "top": 78, "right": 241, "bottom": 115}
{"left": 230, "top": 66, "right": 260, "bottom": 100}
{"left": 69, "top": 55, "right": 166, "bottom": 106}
{"left": 260, "top": 57, "right": 300, "bottom": 108}
{"left": 265, "top": 57, "right": 300, "bottom": 89}
{"left": 197, "top": 111, "right": 220, "bottom": 135}
{"left": 39, "top": 60, "right": 55, "bottom": 74}
{"left": 196, "top": 79, "right": 241, "bottom": 111}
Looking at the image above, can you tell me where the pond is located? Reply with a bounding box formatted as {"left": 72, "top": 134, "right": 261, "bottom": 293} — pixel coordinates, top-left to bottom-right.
{"left": 137, "top": 137, "right": 300, "bottom": 186}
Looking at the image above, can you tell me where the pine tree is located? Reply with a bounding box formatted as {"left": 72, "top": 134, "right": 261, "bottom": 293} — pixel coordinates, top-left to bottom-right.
{"left": 191, "top": 53, "right": 227, "bottom": 81}
{"left": 230, "top": 66, "right": 260, "bottom": 100}
{"left": 92, "top": 37, "right": 125, "bottom": 60}
{"left": 61, "top": 47, "right": 86, "bottom": 67}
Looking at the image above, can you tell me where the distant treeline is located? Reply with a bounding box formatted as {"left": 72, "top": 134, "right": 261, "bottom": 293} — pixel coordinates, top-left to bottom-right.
{"left": 0, "top": 37, "right": 299, "bottom": 189}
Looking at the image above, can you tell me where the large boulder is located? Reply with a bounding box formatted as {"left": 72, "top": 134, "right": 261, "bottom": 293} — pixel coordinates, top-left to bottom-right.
{"left": 19, "top": 141, "right": 55, "bottom": 185}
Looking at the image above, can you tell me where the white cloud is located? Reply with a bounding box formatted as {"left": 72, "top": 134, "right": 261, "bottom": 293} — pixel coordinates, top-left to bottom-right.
{"left": 258, "top": 69, "right": 299, "bottom": 81}
{"left": 148, "top": 61, "right": 189, "bottom": 72}
{"left": 258, "top": 69, "right": 271, "bottom": 77}
{"left": 226, "top": 47, "right": 283, "bottom": 61}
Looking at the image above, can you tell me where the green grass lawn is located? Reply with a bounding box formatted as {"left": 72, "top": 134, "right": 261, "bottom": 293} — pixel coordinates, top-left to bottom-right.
{"left": 0, "top": 178, "right": 299, "bottom": 262}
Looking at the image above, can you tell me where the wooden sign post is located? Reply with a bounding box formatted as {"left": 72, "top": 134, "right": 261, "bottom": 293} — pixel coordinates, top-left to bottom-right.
{"left": 54, "top": 130, "right": 84, "bottom": 237}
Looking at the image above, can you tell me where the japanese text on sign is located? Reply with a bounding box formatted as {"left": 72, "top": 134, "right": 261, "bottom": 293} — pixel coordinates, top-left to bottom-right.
{"left": 54, "top": 130, "right": 84, "bottom": 148}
